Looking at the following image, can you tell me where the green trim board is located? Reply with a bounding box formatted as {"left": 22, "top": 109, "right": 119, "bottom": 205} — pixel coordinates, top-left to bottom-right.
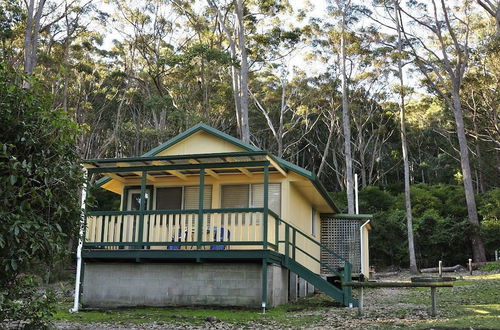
{"left": 320, "top": 213, "right": 373, "bottom": 220}
{"left": 86, "top": 151, "right": 268, "bottom": 165}
{"left": 81, "top": 249, "right": 281, "bottom": 260}
{"left": 88, "top": 161, "right": 270, "bottom": 174}
{"left": 90, "top": 123, "right": 340, "bottom": 213}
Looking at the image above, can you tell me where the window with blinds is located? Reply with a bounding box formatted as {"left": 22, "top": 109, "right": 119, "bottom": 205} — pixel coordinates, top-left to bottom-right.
{"left": 183, "top": 186, "right": 212, "bottom": 210}
{"left": 221, "top": 183, "right": 281, "bottom": 216}
{"left": 156, "top": 186, "right": 212, "bottom": 210}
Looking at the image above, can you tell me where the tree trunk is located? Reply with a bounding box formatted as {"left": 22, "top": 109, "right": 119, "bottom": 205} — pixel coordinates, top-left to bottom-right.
{"left": 340, "top": 9, "right": 355, "bottom": 213}
{"left": 451, "top": 90, "right": 486, "bottom": 262}
{"left": 277, "top": 78, "right": 286, "bottom": 158}
{"left": 318, "top": 118, "right": 335, "bottom": 177}
{"left": 235, "top": 0, "right": 250, "bottom": 143}
{"left": 207, "top": 0, "right": 242, "bottom": 135}
{"left": 23, "top": 0, "right": 46, "bottom": 88}
{"left": 395, "top": 0, "right": 418, "bottom": 274}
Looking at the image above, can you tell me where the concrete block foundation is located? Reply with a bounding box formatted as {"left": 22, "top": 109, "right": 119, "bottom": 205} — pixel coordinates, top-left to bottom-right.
{"left": 82, "top": 262, "right": 288, "bottom": 308}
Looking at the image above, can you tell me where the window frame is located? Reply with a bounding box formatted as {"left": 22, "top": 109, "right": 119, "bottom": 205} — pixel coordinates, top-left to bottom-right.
{"left": 220, "top": 183, "right": 281, "bottom": 216}
{"left": 153, "top": 185, "right": 212, "bottom": 211}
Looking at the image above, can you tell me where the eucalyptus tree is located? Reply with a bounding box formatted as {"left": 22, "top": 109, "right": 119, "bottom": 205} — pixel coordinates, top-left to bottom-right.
{"left": 23, "top": 0, "right": 46, "bottom": 86}
{"left": 398, "top": 0, "right": 486, "bottom": 262}
{"left": 328, "top": 0, "right": 356, "bottom": 213}
{"left": 476, "top": 0, "right": 500, "bottom": 33}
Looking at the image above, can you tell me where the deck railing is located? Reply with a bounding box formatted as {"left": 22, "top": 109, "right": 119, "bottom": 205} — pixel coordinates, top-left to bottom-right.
{"left": 84, "top": 208, "right": 352, "bottom": 295}
{"left": 84, "top": 208, "right": 278, "bottom": 250}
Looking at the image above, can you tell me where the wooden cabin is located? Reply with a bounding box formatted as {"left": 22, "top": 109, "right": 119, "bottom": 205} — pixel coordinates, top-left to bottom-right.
{"left": 75, "top": 123, "right": 371, "bottom": 310}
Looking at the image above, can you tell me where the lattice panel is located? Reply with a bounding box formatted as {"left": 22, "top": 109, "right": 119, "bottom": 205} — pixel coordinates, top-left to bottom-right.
{"left": 320, "top": 217, "right": 361, "bottom": 274}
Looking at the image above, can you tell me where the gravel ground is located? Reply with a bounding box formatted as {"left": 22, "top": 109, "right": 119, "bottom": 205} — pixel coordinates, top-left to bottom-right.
{"left": 54, "top": 270, "right": 497, "bottom": 329}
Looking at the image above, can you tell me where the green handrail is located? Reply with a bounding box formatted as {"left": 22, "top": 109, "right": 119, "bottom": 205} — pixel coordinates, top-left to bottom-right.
{"left": 269, "top": 210, "right": 353, "bottom": 283}
{"left": 88, "top": 207, "right": 265, "bottom": 216}
{"left": 269, "top": 210, "right": 348, "bottom": 262}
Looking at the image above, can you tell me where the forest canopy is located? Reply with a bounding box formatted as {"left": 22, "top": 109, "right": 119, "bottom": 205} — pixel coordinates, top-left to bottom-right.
{"left": 0, "top": 0, "right": 498, "bottom": 273}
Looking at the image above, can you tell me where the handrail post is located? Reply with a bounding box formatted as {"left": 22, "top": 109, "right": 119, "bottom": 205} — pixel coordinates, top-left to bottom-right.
{"left": 343, "top": 260, "right": 352, "bottom": 306}
{"left": 138, "top": 171, "right": 147, "bottom": 247}
{"left": 197, "top": 168, "right": 205, "bottom": 249}
{"left": 263, "top": 164, "right": 269, "bottom": 250}
{"left": 284, "top": 223, "right": 289, "bottom": 267}
{"left": 292, "top": 229, "right": 296, "bottom": 260}
{"left": 274, "top": 216, "right": 279, "bottom": 251}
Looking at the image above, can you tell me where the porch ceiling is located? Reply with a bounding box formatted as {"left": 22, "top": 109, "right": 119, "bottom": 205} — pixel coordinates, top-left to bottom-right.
{"left": 83, "top": 151, "right": 284, "bottom": 180}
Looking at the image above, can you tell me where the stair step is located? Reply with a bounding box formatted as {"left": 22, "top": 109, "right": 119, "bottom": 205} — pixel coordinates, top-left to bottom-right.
{"left": 280, "top": 256, "right": 358, "bottom": 307}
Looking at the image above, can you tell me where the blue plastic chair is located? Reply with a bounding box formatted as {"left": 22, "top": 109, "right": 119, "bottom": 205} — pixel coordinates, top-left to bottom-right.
{"left": 167, "top": 228, "right": 185, "bottom": 250}
{"left": 211, "top": 227, "right": 230, "bottom": 250}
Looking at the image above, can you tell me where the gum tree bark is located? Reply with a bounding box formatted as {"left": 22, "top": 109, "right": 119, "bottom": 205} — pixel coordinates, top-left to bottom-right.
{"left": 395, "top": 0, "right": 418, "bottom": 273}
{"left": 337, "top": 0, "right": 355, "bottom": 213}
{"left": 23, "top": 0, "right": 46, "bottom": 88}
{"left": 400, "top": 0, "right": 486, "bottom": 262}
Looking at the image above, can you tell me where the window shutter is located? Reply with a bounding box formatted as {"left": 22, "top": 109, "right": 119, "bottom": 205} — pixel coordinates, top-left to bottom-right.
{"left": 251, "top": 183, "right": 281, "bottom": 216}
{"left": 184, "top": 185, "right": 212, "bottom": 210}
{"left": 221, "top": 184, "right": 249, "bottom": 208}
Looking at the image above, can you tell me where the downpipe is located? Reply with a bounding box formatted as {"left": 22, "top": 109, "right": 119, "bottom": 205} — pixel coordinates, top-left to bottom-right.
{"left": 70, "top": 168, "right": 87, "bottom": 313}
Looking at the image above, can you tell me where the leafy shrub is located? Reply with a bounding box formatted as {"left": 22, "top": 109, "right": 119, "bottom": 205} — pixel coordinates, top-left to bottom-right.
{"left": 0, "top": 63, "right": 83, "bottom": 327}
{"left": 360, "top": 184, "right": 495, "bottom": 269}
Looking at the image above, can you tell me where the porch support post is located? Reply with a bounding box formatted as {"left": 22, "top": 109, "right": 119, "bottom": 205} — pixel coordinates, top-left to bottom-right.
{"left": 261, "top": 257, "right": 268, "bottom": 313}
{"left": 138, "top": 171, "right": 147, "bottom": 245}
{"left": 70, "top": 168, "right": 88, "bottom": 313}
{"left": 197, "top": 169, "right": 205, "bottom": 249}
{"left": 263, "top": 164, "right": 269, "bottom": 250}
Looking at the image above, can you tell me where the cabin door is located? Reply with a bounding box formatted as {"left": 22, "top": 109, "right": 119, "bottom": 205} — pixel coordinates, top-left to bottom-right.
{"left": 126, "top": 189, "right": 150, "bottom": 245}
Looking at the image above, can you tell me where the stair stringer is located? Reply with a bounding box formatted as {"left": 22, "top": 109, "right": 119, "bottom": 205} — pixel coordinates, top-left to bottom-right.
{"left": 279, "top": 256, "right": 358, "bottom": 307}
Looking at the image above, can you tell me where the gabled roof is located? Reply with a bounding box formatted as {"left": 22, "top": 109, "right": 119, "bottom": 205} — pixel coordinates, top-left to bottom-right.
{"left": 93, "top": 123, "right": 339, "bottom": 212}
{"left": 143, "top": 123, "right": 261, "bottom": 156}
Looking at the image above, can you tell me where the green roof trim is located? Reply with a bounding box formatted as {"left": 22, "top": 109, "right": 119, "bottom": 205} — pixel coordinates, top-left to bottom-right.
{"left": 92, "top": 123, "right": 340, "bottom": 213}
{"left": 95, "top": 176, "right": 111, "bottom": 187}
{"left": 142, "top": 123, "right": 260, "bottom": 157}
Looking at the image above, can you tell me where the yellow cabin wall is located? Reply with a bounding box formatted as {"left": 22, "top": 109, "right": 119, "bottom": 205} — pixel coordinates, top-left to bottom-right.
{"left": 155, "top": 131, "right": 245, "bottom": 156}
{"left": 284, "top": 181, "right": 321, "bottom": 273}
{"left": 102, "top": 171, "right": 328, "bottom": 273}
{"left": 95, "top": 130, "right": 335, "bottom": 274}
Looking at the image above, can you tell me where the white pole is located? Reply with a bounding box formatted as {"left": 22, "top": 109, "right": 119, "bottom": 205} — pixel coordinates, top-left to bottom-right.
{"left": 354, "top": 173, "right": 359, "bottom": 215}
{"left": 70, "top": 168, "right": 87, "bottom": 313}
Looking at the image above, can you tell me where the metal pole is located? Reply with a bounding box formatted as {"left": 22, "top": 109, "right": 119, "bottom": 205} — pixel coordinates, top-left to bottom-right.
{"left": 430, "top": 287, "right": 437, "bottom": 316}
{"left": 70, "top": 168, "right": 88, "bottom": 313}
{"left": 468, "top": 258, "right": 472, "bottom": 275}
{"left": 438, "top": 260, "right": 442, "bottom": 277}
{"left": 354, "top": 173, "right": 359, "bottom": 215}
{"left": 358, "top": 286, "right": 364, "bottom": 316}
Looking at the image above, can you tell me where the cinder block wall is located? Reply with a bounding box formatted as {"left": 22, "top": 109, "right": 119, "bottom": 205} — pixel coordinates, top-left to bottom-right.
{"left": 82, "top": 262, "right": 288, "bottom": 308}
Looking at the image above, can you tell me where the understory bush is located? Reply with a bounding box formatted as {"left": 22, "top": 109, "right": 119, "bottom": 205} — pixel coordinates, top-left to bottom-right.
{"left": 347, "top": 184, "right": 500, "bottom": 270}
{"left": 0, "top": 63, "right": 83, "bottom": 328}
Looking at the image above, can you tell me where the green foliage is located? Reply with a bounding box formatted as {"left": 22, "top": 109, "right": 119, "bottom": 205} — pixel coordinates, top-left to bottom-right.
{"left": 0, "top": 62, "right": 83, "bottom": 327}
{"left": 479, "top": 261, "right": 500, "bottom": 272}
{"left": 478, "top": 189, "right": 500, "bottom": 257}
{"left": 364, "top": 184, "right": 497, "bottom": 269}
